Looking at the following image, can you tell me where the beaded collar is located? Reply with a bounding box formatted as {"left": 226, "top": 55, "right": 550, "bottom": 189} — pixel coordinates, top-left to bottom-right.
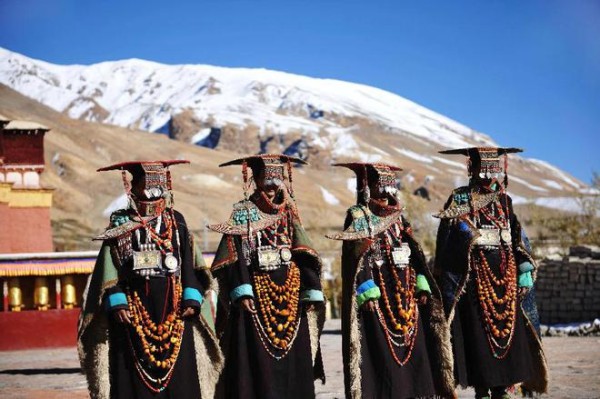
{"left": 252, "top": 189, "right": 288, "bottom": 215}
{"left": 368, "top": 197, "right": 401, "bottom": 217}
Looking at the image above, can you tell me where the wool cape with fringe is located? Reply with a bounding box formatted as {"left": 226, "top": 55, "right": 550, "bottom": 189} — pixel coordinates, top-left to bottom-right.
{"left": 78, "top": 213, "right": 224, "bottom": 399}
{"left": 332, "top": 206, "right": 454, "bottom": 399}
{"left": 434, "top": 187, "right": 548, "bottom": 394}
{"left": 209, "top": 194, "right": 326, "bottom": 399}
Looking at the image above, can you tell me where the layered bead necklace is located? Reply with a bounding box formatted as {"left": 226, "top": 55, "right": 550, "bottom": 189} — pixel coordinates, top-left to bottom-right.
{"left": 126, "top": 206, "right": 185, "bottom": 392}
{"left": 472, "top": 197, "right": 518, "bottom": 359}
{"left": 251, "top": 198, "right": 302, "bottom": 360}
{"left": 252, "top": 262, "right": 301, "bottom": 359}
{"left": 126, "top": 277, "right": 185, "bottom": 392}
{"left": 373, "top": 222, "right": 419, "bottom": 366}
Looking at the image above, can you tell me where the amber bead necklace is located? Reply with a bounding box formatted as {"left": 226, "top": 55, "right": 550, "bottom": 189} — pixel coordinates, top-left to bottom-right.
{"left": 252, "top": 261, "right": 301, "bottom": 359}
{"left": 372, "top": 226, "right": 419, "bottom": 365}
{"left": 472, "top": 199, "right": 518, "bottom": 359}
{"left": 126, "top": 276, "right": 185, "bottom": 392}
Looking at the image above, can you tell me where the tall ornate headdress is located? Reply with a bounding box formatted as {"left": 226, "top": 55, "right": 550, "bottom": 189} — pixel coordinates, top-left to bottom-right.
{"left": 439, "top": 147, "right": 522, "bottom": 188}
{"left": 97, "top": 160, "right": 189, "bottom": 215}
{"left": 333, "top": 162, "right": 403, "bottom": 205}
{"left": 219, "top": 154, "right": 308, "bottom": 199}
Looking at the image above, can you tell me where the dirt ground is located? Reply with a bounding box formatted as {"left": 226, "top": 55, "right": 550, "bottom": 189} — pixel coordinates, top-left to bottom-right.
{"left": 1, "top": 320, "right": 599, "bottom": 399}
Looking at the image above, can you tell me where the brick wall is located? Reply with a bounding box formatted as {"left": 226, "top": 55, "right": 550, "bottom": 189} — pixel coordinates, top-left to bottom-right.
{"left": 536, "top": 246, "right": 600, "bottom": 324}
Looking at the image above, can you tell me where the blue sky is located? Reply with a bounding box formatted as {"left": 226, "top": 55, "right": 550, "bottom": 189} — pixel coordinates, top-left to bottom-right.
{"left": 1, "top": 0, "right": 598, "bottom": 184}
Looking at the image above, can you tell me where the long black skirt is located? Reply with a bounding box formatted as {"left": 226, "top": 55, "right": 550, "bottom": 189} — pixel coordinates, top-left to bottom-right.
{"left": 452, "top": 252, "right": 535, "bottom": 389}
{"left": 359, "top": 306, "right": 436, "bottom": 399}
{"left": 108, "top": 277, "right": 202, "bottom": 399}
{"left": 218, "top": 305, "right": 316, "bottom": 399}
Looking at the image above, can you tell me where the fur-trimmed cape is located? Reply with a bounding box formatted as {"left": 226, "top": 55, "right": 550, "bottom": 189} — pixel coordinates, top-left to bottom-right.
{"left": 330, "top": 205, "right": 454, "bottom": 399}
{"left": 77, "top": 212, "right": 224, "bottom": 399}
{"left": 434, "top": 187, "right": 548, "bottom": 394}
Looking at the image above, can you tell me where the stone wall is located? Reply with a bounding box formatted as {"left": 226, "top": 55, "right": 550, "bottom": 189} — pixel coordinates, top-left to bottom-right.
{"left": 536, "top": 246, "right": 600, "bottom": 324}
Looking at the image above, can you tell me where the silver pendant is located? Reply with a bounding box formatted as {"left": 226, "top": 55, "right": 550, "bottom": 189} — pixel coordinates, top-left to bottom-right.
{"left": 391, "top": 243, "right": 411, "bottom": 268}
{"left": 164, "top": 253, "right": 179, "bottom": 272}
{"left": 280, "top": 247, "right": 292, "bottom": 263}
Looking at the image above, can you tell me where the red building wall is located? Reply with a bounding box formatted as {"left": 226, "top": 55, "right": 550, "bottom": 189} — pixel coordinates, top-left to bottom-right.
{"left": 1, "top": 132, "right": 45, "bottom": 165}
{"left": 0, "top": 207, "right": 53, "bottom": 253}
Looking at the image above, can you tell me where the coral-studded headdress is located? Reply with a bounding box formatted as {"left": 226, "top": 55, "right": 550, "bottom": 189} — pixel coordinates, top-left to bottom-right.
{"left": 97, "top": 160, "right": 189, "bottom": 215}
{"left": 439, "top": 147, "right": 522, "bottom": 188}
{"left": 219, "top": 154, "right": 307, "bottom": 199}
{"left": 333, "top": 162, "right": 403, "bottom": 205}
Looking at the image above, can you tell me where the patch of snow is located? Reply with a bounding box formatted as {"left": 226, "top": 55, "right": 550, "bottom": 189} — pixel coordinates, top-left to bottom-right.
{"left": 542, "top": 179, "right": 563, "bottom": 190}
{"left": 528, "top": 159, "right": 582, "bottom": 189}
{"left": 190, "top": 128, "right": 211, "bottom": 144}
{"left": 509, "top": 176, "right": 548, "bottom": 192}
{"left": 395, "top": 148, "right": 433, "bottom": 163}
{"left": 357, "top": 153, "right": 382, "bottom": 163}
{"left": 432, "top": 156, "right": 465, "bottom": 168}
{"left": 346, "top": 178, "right": 357, "bottom": 193}
{"left": 182, "top": 173, "right": 233, "bottom": 189}
{"left": 319, "top": 185, "right": 340, "bottom": 205}
{"left": 103, "top": 194, "right": 128, "bottom": 217}
{"left": 533, "top": 197, "right": 585, "bottom": 214}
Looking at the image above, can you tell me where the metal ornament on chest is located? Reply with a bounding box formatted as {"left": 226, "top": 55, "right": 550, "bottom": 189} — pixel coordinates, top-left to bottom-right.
{"left": 391, "top": 243, "right": 411, "bottom": 268}
{"left": 131, "top": 218, "right": 181, "bottom": 278}
{"left": 255, "top": 229, "right": 292, "bottom": 272}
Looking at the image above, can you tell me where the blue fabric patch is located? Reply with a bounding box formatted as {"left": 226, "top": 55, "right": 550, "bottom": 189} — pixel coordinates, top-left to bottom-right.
{"left": 230, "top": 284, "right": 254, "bottom": 302}
{"left": 458, "top": 221, "right": 471, "bottom": 234}
{"left": 301, "top": 289, "right": 324, "bottom": 302}
{"left": 107, "top": 292, "right": 127, "bottom": 309}
{"left": 356, "top": 279, "right": 376, "bottom": 295}
{"left": 183, "top": 287, "right": 203, "bottom": 304}
{"left": 521, "top": 228, "right": 532, "bottom": 253}
{"left": 519, "top": 261, "right": 534, "bottom": 273}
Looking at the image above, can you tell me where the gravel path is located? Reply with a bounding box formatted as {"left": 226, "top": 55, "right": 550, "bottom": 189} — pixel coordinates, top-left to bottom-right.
{"left": 1, "top": 320, "right": 599, "bottom": 399}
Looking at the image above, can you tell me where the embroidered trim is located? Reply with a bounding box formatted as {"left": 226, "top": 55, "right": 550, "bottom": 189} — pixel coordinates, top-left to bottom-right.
{"left": 211, "top": 235, "right": 238, "bottom": 271}
{"left": 208, "top": 200, "right": 281, "bottom": 236}
{"left": 327, "top": 206, "right": 402, "bottom": 241}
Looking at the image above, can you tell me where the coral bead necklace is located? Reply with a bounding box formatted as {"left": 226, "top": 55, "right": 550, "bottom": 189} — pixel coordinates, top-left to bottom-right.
{"left": 126, "top": 276, "right": 185, "bottom": 392}
{"left": 252, "top": 262, "right": 301, "bottom": 359}
{"left": 372, "top": 224, "right": 419, "bottom": 366}
{"left": 472, "top": 200, "right": 518, "bottom": 359}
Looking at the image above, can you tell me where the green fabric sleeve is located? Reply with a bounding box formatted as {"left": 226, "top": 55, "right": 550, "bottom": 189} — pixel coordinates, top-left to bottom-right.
{"left": 518, "top": 271, "right": 534, "bottom": 288}
{"left": 415, "top": 274, "right": 431, "bottom": 294}
{"left": 356, "top": 286, "right": 381, "bottom": 307}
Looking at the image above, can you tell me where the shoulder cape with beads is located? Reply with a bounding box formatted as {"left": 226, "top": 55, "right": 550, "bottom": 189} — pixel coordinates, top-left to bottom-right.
{"left": 207, "top": 199, "right": 282, "bottom": 236}
{"left": 326, "top": 205, "right": 403, "bottom": 241}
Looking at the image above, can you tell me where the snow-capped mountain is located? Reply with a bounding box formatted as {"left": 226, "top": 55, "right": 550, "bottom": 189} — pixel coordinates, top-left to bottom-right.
{"left": 0, "top": 47, "right": 588, "bottom": 200}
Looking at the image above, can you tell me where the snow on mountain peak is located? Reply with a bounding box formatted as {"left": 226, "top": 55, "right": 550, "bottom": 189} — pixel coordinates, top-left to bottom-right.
{"left": 0, "top": 47, "right": 588, "bottom": 208}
